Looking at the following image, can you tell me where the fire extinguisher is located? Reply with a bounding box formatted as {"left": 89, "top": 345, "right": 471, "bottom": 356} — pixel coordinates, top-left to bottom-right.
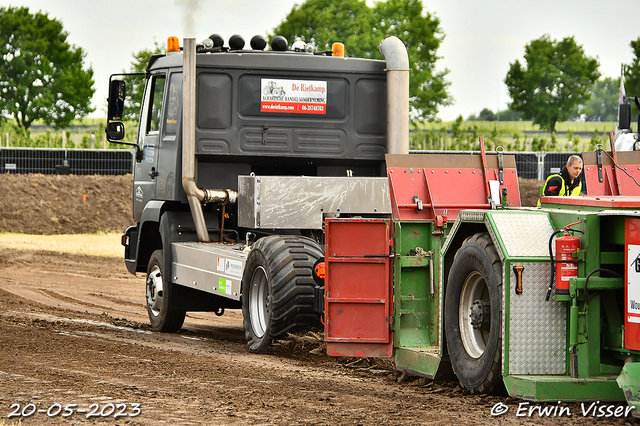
{"left": 555, "top": 233, "right": 580, "bottom": 295}
{"left": 546, "top": 222, "right": 582, "bottom": 301}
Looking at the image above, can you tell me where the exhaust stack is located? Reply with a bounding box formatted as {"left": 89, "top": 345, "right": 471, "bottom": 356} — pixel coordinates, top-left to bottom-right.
{"left": 182, "top": 38, "right": 237, "bottom": 242}
{"left": 378, "top": 36, "right": 409, "bottom": 155}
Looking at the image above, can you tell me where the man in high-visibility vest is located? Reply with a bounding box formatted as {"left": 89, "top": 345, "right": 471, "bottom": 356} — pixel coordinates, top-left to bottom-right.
{"left": 538, "top": 155, "right": 583, "bottom": 207}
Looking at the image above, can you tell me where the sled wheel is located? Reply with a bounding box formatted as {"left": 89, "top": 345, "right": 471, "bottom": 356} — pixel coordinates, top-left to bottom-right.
{"left": 445, "top": 233, "right": 502, "bottom": 394}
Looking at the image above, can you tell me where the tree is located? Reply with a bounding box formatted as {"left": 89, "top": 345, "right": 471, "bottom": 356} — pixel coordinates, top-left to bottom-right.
{"left": 478, "top": 108, "right": 497, "bottom": 121}
{"left": 625, "top": 38, "right": 640, "bottom": 97}
{"left": 580, "top": 77, "right": 619, "bottom": 122}
{"left": 122, "top": 40, "right": 165, "bottom": 121}
{"left": 0, "top": 7, "right": 95, "bottom": 130}
{"left": 497, "top": 108, "right": 523, "bottom": 121}
{"left": 505, "top": 34, "right": 600, "bottom": 133}
{"left": 270, "top": 0, "right": 379, "bottom": 58}
{"left": 623, "top": 38, "right": 640, "bottom": 117}
{"left": 270, "top": 0, "right": 451, "bottom": 121}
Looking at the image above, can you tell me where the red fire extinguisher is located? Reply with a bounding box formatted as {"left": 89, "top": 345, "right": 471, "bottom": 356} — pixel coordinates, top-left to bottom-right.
{"left": 555, "top": 233, "right": 580, "bottom": 295}
{"left": 546, "top": 222, "right": 582, "bottom": 301}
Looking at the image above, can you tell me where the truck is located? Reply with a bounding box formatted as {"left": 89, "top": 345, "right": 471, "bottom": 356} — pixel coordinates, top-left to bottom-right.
{"left": 107, "top": 34, "right": 640, "bottom": 412}
{"left": 106, "top": 34, "right": 408, "bottom": 352}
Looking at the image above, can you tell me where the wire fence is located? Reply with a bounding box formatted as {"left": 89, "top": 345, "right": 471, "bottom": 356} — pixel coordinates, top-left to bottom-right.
{"left": 0, "top": 148, "right": 134, "bottom": 175}
{"left": 1, "top": 147, "right": 573, "bottom": 180}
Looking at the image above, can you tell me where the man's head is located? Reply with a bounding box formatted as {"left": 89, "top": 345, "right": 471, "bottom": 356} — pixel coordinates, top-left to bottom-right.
{"left": 566, "top": 155, "right": 583, "bottom": 181}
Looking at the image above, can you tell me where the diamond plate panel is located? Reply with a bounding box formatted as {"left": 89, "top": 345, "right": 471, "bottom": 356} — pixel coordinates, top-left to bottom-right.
{"left": 507, "top": 262, "right": 566, "bottom": 375}
{"left": 489, "top": 212, "right": 554, "bottom": 258}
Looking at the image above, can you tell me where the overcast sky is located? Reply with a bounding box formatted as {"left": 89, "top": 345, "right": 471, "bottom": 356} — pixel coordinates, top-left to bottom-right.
{"left": 3, "top": 0, "right": 640, "bottom": 121}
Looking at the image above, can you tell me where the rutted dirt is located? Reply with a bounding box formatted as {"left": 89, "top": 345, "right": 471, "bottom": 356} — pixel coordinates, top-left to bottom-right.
{"left": 0, "top": 174, "right": 631, "bottom": 425}
{"left": 0, "top": 174, "right": 542, "bottom": 237}
{"left": 0, "top": 174, "right": 134, "bottom": 234}
{"left": 1, "top": 249, "right": 631, "bottom": 425}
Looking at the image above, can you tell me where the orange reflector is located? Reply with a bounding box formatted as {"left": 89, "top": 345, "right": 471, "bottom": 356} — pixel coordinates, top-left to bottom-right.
{"left": 121, "top": 234, "right": 127, "bottom": 247}
{"left": 167, "top": 36, "right": 181, "bottom": 52}
{"left": 314, "top": 262, "right": 326, "bottom": 280}
{"left": 332, "top": 42, "right": 345, "bottom": 57}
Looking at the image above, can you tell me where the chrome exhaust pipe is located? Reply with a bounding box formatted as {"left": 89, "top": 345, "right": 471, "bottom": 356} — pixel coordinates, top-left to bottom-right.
{"left": 182, "top": 38, "right": 239, "bottom": 242}
{"left": 378, "top": 36, "right": 410, "bottom": 155}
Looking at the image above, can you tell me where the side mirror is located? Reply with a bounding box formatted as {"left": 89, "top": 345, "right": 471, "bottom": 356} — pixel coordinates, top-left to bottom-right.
{"left": 106, "top": 122, "right": 125, "bottom": 141}
{"left": 619, "top": 102, "right": 631, "bottom": 129}
{"left": 108, "top": 80, "right": 126, "bottom": 121}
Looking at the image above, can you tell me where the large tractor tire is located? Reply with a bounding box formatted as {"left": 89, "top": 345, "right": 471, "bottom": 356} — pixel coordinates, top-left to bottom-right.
{"left": 444, "top": 233, "right": 502, "bottom": 394}
{"left": 146, "top": 249, "right": 186, "bottom": 332}
{"left": 241, "top": 235, "right": 323, "bottom": 353}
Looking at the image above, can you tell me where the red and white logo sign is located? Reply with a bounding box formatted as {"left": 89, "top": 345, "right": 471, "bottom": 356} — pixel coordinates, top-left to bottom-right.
{"left": 261, "top": 78, "right": 327, "bottom": 114}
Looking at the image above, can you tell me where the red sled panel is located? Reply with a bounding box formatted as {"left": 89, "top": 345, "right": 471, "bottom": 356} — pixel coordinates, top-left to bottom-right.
{"left": 583, "top": 151, "right": 640, "bottom": 196}
{"left": 386, "top": 153, "right": 521, "bottom": 222}
{"left": 625, "top": 218, "right": 640, "bottom": 351}
{"left": 325, "top": 219, "right": 393, "bottom": 357}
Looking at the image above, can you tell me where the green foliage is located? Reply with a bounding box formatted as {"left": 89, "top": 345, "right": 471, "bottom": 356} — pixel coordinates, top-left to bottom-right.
{"left": 409, "top": 119, "right": 613, "bottom": 153}
{"left": 0, "top": 6, "right": 95, "bottom": 130}
{"left": 375, "top": 0, "right": 451, "bottom": 121}
{"left": 271, "top": 0, "right": 451, "bottom": 121}
{"left": 498, "top": 108, "right": 524, "bottom": 121}
{"left": 623, "top": 38, "right": 640, "bottom": 116}
{"left": 505, "top": 34, "right": 600, "bottom": 133}
{"left": 578, "top": 77, "right": 620, "bottom": 122}
{"left": 122, "top": 40, "right": 165, "bottom": 122}
{"left": 589, "top": 130, "right": 606, "bottom": 151}
{"left": 470, "top": 108, "right": 497, "bottom": 121}
{"left": 467, "top": 108, "right": 523, "bottom": 121}
{"left": 625, "top": 38, "right": 640, "bottom": 98}
{"left": 270, "top": 0, "right": 378, "bottom": 57}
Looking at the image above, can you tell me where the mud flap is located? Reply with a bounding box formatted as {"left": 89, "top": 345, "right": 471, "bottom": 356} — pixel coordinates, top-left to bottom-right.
{"left": 616, "top": 362, "right": 640, "bottom": 418}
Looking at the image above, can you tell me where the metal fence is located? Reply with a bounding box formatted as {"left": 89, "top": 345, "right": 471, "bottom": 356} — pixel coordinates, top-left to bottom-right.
{"left": 1, "top": 147, "right": 574, "bottom": 179}
{"left": 411, "top": 150, "right": 580, "bottom": 181}
{"left": 0, "top": 148, "right": 134, "bottom": 175}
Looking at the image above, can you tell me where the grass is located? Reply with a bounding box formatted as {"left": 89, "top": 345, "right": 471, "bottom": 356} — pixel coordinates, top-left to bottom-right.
{"left": 417, "top": 120, "right": 617, "bottom": 134}
{"left": 0, "top": 232, "right": 124, "bottom": 257}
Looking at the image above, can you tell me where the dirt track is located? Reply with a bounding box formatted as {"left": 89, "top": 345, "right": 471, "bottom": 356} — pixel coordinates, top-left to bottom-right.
{"left": 1, "top": 248, "right": 636, "bottom": 425}
{"left": 0, "top": 175, "right": 635, "bottom": 425}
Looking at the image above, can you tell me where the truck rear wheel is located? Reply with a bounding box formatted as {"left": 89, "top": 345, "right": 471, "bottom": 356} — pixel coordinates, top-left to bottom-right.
{"left": 241, "top": 235, "right": 323, "bottom": 353}
{"left": 445, "top": 233, "right": 502, "bottom": 394}
{"left": 146, "top": 249, "right": 186, "bottom": 332}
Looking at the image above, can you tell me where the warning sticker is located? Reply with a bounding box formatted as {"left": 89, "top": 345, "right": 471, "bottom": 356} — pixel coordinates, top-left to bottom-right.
{"left": 628, "top": 244, "right": 640, "bottom": 323}
{"left": 218, "top": 277, "right": 232, "bottom": 295}
{"left": 225, "top": 259, "right": 243, "bottom": 278}
{"left": 261, "top": 78, "right": 327, "bottom": 114}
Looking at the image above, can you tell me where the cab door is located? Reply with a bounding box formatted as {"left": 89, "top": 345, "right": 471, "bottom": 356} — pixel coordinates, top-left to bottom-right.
{"left": 133, "top": 74, "right": 166, "bottom": 222}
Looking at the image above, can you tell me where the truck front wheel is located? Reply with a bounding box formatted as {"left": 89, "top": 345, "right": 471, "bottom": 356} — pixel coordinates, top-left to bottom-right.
{"left": 241, "top": 235, "right": 323, "bottom": 353}
{"left": 146, "top": 249, "right": 186, "bottom": 332}
{"left": 444, "top": 233, "right": 502, "bottom": 394}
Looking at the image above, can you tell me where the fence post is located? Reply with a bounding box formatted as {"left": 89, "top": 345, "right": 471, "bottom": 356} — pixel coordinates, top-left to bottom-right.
{"left": 537, "top": 151, "right": 544, "bottom": 181}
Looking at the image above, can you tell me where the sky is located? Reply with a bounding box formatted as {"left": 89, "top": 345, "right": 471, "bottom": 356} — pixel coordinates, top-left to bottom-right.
{"left": 3, "top": 0, "right": 640, "bottom": 121}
